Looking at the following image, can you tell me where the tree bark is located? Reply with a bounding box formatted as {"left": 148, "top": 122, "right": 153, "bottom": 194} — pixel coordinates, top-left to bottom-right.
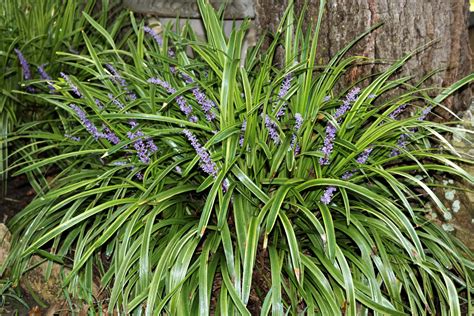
{"left": 255, "top": 0, "right": 472, "bottom": 115}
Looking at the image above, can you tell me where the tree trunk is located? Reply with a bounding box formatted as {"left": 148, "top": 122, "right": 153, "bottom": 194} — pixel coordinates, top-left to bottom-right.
{"left": 255, "top": 0, "right": 472, "bottom": 115}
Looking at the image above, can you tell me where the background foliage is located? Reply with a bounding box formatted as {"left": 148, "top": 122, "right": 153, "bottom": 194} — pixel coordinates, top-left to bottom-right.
{"left": 0, "top": 0, "right": 124, "bottom": 196}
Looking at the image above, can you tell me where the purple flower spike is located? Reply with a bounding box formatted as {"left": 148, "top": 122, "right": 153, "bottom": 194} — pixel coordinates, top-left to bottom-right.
{"left": 94, "top": 98, "right": 103, "bottom": 110}
{"left": 222, "top": 178, "right": 230, "bottom": 193}
{"left": 324, "top": 95, "right": 331, "bottom": 102}
{"left": 265, "top": 115, "right": 280, "bottom": 145}
{"left": 129, "top": 120, "right": 138, "bottom": 128}
{"left": 144, "top": 26, "right": 163, "bottom": 46}
{"left": 102, "top": 125, "right": 120, "bottom": 145}
{"left": 105, "top": 64, "right": 137, "bottom": 101}
{"left": 14, "top": 48, "right": 31, "bottom": 80}
{"left": 148, "top": 77, "right": 195, "bottom": 119}
{"left": 37, "top": 64, "right": 55, "bottom": 91}
{"left": 60, "top": 72, "right": 82, "bottom": 98}
{"left": 389, "top": 104, "right": 407, "bottom": 120}
{"left": 356, "top": 146, "right": 373, "bottom": 164}
{"left": 239, "top": 120, "right": 247, "bottom": 147}
{"left": 192, "top": 88, "right": 216, "bottom": 121}
{"left": 294, "top": 113, "right": 303, "bottom": 131}
{"left": 148, "top": 77, "right": 175, "bottom": 93}
{"left": 341, "top": 171, "right": 353, "bottom": 180}
{"left": 108, "top": 93, "right": 124, "bottom": 110}
{"left": 390, "top": 134, "right": 408, "bottom": 157}
{"left": 334, "top": 87, "right": 361, "bottom": 121}
{"left": 290, "top": 113, "right": 303, "bottom": 151}
{"left": 64, "top": 134, "right": 80, "bottom": 142}
{"left": 70, "top": 104, "right": 102, "bottom": 139}
{"left": 127, "top": 129, "right": 157, "bottom": 164}
{"left": 273, "top": 74, "right": 292, "bottom": 120}
{"left": 183, "top": 129, "right": 218, "bottom": 177}
{"left": 418, "top": 106, "right": 433, "bottom": 121}
{"left": 319, "top": 123, "right": 337, "bottom": 165}
{"left": 106, "top": 64, "right": 127, "bottom": 87}
{"left": 176, "top": 96, "right": 193, "bottom": 116}
{"left": 181, "top": 73, "right": 215, "bottom": 121}
{"left": 278, "top": 75, "right": 292, "bottom": 99}
{"left": 321, "top": 186, "right": 337, "bottom": 205}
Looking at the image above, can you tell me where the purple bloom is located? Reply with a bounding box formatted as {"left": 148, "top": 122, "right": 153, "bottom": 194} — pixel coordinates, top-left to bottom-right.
{"left": 294, "top": 143, "right": 301, "bottom": 155}
{"left": 106, "top": 64, "right": 127, "bottom": 87}
{"left": 368, "top": 94, "right": 377, "bottom": 99}
{"left": 127, "top": 129, "right": 157, "bottom": 164}
{"left": 181, "top": 73, "right": 193, "bottom": 84}
{"left": 176, "top": 96, "right": 193, "bottom": 116}
{"left": 276, "top": 106, "right": 286, "bottom": 119}
{"left": 105, "top": 64, "right": 137, "bottom": 101}
{"left": 390, "top": 134, "right": 409, "bottom": 157}
{"left": 180, "top": 72, "right": 216, "bottom": 121}
{"left": 294, "top": 113, "right": 303, "bottom": 131}
{"left": 319, "top": 123, "right": 337, "bottom": 165}
{"left": 14, "top": 48, "right": 31, "bottom": 80}
{"left": 70, "top": 104, "right": 102, "bottom": 139}
{"left": 389, "top": 104, "right": 407, "bottom": 120}
{"left": 37, "top": 64, "right": 51, "bottom": 81}
{"left": 265, "top": 115, "right": 280, "bottom": 145}
{"left": 192, "top": 87, "right": 216, "bottom": 121}
{"left": 356, "top": 146, "right": 373, "bottom": 164}
{"left": 239, "top": 120, "right": 247, "bottom": 147}
{"left": 418, "top": 106, "right": 432, "bottom": 121}
{"left": 321, "top": 186, "right": 337, "bottom": 205}
{"left": 108, "top": 93, "right": 124, "bottom": 110}
{"left": 324, "top": 95, "right": 331, "bottom": 102}
{"left": 222, "top": 178, "right": 230, "bottom": 192}
{"left": 290, "top": 113, "right": 303, "bottom": 151}
{"left": 278, "top": 75, "right": 292, "bottom": 99}
{"left": 37, "top": 64, "right": 55, "bottom": 92}
{"left": 274, "top": 74, "right": 292, "bottom": 120}
{"left": 148, "top": 77, "right": 195, "bottom": 119}
{"left": 129, "top": 120, "right": 138, "bottom": 128}
{"left": 183, "top": 129, "right": 218, "bottom": 177}
{"left": 341, "top": 171, "right": 353, "bottom": 180}
{"left": 64, "top": 134, "right": 80, "bottom": 142}
{"left": 135, "top": 172, "right": 144, "bottom": 180}
{"left": 144, "top": 26, "right": 163, "bottom": 46}
{"left": 102, "top": 125, "right": 120, "bottom": 145}
{"left": 148, "top": 77, "right": 175, "bottom": 93}
{"left": 60, "top": 72, "right": 82, "bottom": 98}
{"left": 175, "top": 166, "right": 182, "bottom": 174}
{"left": 146, "top": 138, "right": 158, "bottom": 153}
{"left": 94, "top": 98, "right": 103, "bottom": 110}
{"left": 334, "top": 87, "right": 361, "bottom": 121}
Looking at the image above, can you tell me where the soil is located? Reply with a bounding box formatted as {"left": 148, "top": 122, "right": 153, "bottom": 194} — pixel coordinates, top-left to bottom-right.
{"left": 0, "top": 175, "right": 42, "bottom": 315}
{"left": 0, "top": 175, "right": 34, "bottom": 223}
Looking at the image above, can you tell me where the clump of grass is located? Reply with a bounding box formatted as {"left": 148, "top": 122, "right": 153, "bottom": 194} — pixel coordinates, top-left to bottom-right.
{"left": 0, "top": 0, "right": 126, "bottom": 197}
{"left": 3, "top": 0, "right": 474, "bottom": 314}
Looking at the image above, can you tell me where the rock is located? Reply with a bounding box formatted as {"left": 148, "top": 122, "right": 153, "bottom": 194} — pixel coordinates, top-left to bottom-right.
{"left": 436, "top": 101, "right": 474, "bottom": 250}
{"left": 0, "top": 223, "right": 11, "bottom": 268}
{"left": 20, "top": 256, "right": 101, "bottom": 306}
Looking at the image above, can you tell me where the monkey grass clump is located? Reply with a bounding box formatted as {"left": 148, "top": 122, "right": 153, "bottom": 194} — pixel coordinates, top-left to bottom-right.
{"left": 4, "top": 0, "right": 473, "bottom": 314}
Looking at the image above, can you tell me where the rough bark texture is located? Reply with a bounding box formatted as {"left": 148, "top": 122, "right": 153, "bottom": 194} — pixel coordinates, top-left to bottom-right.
{"left": 255, "top": 0, "right": 472, "bottom": 115}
